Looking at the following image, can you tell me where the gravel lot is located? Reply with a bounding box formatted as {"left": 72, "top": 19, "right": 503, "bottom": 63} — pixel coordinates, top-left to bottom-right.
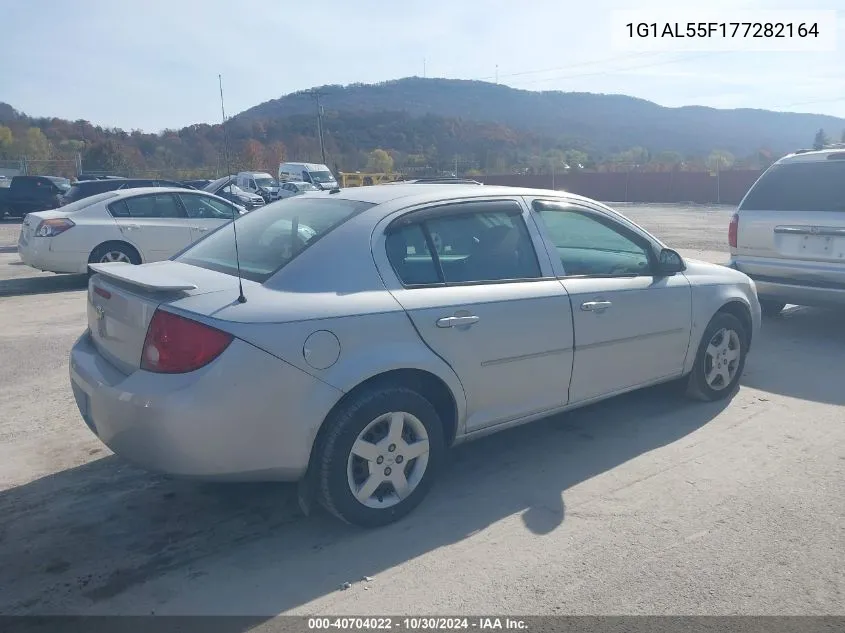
{"left": 0, "top": 204, "right": 842, "bottom": 621}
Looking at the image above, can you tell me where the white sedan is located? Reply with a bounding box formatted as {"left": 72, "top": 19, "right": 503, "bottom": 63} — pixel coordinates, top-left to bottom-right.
{"left": 17, "top": 187, "right": 243, "bottom": 274}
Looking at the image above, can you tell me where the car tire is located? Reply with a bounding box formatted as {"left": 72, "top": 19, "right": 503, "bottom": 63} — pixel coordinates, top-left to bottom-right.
{"left": 88, "top": 242, "right": 141, "bottom": 267}
{"left": 685, "top": 312, "right": 748, "bottom": 402}
{"left": 315, "top": 385, "right": 445, "bottom": 528}
{"left": 759, "top": 299, "right": 786, "bottom": 317}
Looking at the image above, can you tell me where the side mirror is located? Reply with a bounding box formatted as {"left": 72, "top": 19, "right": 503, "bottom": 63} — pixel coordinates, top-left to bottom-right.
{"left": 656, "top": 248, "right": 685, "bottom": 275}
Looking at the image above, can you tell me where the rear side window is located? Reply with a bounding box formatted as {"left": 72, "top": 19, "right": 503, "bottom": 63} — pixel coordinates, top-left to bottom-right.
{"left": 385, "top": 200, "right": 542, "bottom": 286}
{"left": 740, "top": 161, "right": 845, "bottom": 212}
{"left": 176, "top": 197, "right": 373, "bottom": 283}
{"left": 108, "top": 193, "right": 186, "bottom": 219}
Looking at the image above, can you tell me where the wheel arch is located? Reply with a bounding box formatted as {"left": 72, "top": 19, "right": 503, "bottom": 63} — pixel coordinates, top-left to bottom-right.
{"left": 307, "top": 367, "right": 462, "bottom": 478}
{"left": 88, "top": 240, "right": 143, "bottom": 264}
{"left": 716, "top": 300, "right": 753, "bottom": 351}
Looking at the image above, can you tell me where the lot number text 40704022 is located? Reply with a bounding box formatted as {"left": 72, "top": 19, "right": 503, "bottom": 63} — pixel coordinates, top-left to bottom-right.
{"left": 610, "top": 10, "right": 837, "bottom": 51}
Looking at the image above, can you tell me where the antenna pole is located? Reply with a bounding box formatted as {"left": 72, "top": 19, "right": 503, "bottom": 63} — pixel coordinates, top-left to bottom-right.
{"left": 219, "top": 74, "right": 246, "bottom": 304}
{"left": 313, "top": 89, "right": 327, "bottom": 165}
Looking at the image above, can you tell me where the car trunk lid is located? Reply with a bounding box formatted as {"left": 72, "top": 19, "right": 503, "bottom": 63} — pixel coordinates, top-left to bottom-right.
{"left": 86, "top": 261, "right": 252, "bottom": 374}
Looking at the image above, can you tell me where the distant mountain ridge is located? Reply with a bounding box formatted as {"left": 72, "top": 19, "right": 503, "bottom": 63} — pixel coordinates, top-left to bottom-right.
{"left": 237, "top": 77, "right": 845, "bottom": 157}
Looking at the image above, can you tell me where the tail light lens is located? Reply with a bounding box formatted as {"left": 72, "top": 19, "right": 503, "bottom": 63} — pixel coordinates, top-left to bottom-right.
{"left": 728, "top": 213, "right": 739, "bottom": 249}
{"left": 141, "top": 310, "right": 233, "bottom": 374}
{"left": 35, "top": 218, "right": 74, "bottom": 237}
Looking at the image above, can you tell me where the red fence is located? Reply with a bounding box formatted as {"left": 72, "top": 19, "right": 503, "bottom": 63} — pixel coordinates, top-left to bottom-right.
{"left": 478, "top": 170, "right": 763, "bottom": 205}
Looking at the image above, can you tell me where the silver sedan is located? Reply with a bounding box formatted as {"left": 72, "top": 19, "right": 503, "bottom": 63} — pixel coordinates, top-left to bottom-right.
{"left": 69, "top": 185, "right": 761, "bottom": 527}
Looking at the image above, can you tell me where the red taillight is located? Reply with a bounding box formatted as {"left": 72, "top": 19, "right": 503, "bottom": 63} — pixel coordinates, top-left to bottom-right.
{"left": 728, "top": 213, "right": 739, "bottom": 249}
{"left": 141, "top": 310, "right": 233, "bottom": 374}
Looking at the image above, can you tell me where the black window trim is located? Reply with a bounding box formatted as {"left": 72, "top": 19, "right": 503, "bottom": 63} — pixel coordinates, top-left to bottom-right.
{"left": 176, "top": 191, "right": 238, "bottom": 220}
{"left": 106, "top": 191, "right": 189, "bottom": 220}
{"left": 384, "top": 198, "right": 552, "bottom": 289}
{"left": 531, "top": 199, "right": 659, "bottom": 279}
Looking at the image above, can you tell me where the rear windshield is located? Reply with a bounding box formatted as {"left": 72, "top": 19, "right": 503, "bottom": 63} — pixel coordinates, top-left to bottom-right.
{"left": 175, "top": 196, "right": 374, "bottom": 283}
{"left": 740, "top": 161, "right": 845, "bottom": 212}
{"left": 60, "top": 191, "right": 118, "bottom": 212}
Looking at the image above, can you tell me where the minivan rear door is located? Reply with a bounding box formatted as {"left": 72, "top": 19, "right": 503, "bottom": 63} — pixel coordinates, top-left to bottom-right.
{"left": 734, "top": 156, "right": 845, "bottom": 284}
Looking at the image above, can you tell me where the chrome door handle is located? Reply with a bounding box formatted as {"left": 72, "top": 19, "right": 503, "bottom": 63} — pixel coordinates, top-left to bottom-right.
{"left": 581, "top": 301, "right": 612, "bottom": 312}
{"left": 122, "top": 224, "right": 140, "bottom": 231}
{"left": 436, "top": 315, "right": 480, "bottom": 328}
{"left": 193, "top": 226, "right": 210, "bottom": 232}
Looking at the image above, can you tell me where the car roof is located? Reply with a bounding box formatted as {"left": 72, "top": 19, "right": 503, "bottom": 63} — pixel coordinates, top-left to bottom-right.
{"left": 778, "top": 147, "right": 845, "bottom": 164}
{"left": 108, "top": 187, "right": 216, "bottom": 198}
{"left": 323, "top": 183, "right": 598, "bottom": 209}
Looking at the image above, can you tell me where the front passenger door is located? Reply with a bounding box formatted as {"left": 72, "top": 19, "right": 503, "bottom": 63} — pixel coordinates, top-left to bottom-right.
{"left": 177, "top": 193, "right": 236, "bottom": 243}
{"left": 532, "top": 200, "right": 692, "bottom": 404}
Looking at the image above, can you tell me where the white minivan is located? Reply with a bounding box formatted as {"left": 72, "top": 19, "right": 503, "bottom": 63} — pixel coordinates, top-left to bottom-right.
{"left": 278, "top": 162, "right": 338, "bottom": 190}
{"left": 236, "top": 172, "right": 281, "bottom": 202}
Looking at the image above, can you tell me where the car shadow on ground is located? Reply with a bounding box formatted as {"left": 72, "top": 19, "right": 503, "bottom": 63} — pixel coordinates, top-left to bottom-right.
{"left": 740, "top": 306, "right": 845, "bottom": 406}
{"left": 0, "top": 380, "right": 729, "bottom": 618}
{"left": 0, "top": 273, "right": 87, "bottom": 297}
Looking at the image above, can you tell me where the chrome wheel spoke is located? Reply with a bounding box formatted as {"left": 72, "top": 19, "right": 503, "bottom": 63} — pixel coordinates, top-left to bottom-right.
{"left": 351, "top": 439, "right": 380, "bottom": 462}
{"left": 386, "top": 412, "right": 405, "bottom": 445}
{"left": 391, "top": 469, "right": 411, "bottom": 500}
{"left": 355, "top": 474, "right": 384, "bottom": 503}
{"left": 402, "top": 439, "right": 429, "bottom": 461}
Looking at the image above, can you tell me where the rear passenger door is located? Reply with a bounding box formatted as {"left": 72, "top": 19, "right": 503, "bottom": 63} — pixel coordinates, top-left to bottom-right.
{"left": 108, "top": 193, "right": 194, "bottom": 262}
{"left": 376, "top": 198, "right": 575, "bottom": 433}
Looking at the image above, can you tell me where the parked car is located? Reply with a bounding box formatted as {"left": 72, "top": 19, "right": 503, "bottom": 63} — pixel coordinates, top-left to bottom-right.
{"left": 18, "top": 187, "right": 244, "bottom": 274}
{"left": 182, "top": 179, "right": 212, "bottom": 190}
{"left": 729, "top": 148, "right": 845, "bottom": 315}
{"left": 204, "top": 176, "right": 265, "bottom": 210}
{"left": 59, "top": 178, "right": 192, "bottom": 206}
{"left": 389, "top": 178, "right": 483, "bottom": 185}
{"left": 236, "top": 172, "right": 281, "bottom": 202}
{"left": 70, "top": 185, "right": 760, "bottom": 527}
{"left": 0, "top": 175, "right": 70, "bottom": 218}
{"left": 278, "top": 161, "right": 338, "bottom": 190}
{"left": 278, "top": 180, "right": 320, "bottom": 198}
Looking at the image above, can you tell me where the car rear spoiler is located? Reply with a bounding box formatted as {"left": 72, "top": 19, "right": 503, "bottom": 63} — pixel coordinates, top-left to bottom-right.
{"left": 88, "top": 262, "right": 198, "bottom": 292}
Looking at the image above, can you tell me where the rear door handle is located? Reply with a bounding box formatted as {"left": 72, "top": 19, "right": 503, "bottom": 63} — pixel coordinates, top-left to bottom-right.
{"left": 581, "top": 300, "right": 612, "bottom": 312}
{"left": 122, "top": 224, "right": 140, "bottom": 231}
{"left": 436, "top": 315, "right": 480, "bottom": 328}
{"left": 193, "top": 226, "right": 210, "bottom": 232}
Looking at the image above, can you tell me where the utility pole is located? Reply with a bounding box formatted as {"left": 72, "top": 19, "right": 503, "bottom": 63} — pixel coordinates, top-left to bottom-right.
{"left": 495, "top": 64, "right": 499, "bottom": 83}
{"left": 312, "top": 89, "right": 327, "bottom": 164}
{"left": 423, "top": 58, "right": 426, "bottom": 78}
{"left": 454, "top": 154, "right": 458, "bottom": 177}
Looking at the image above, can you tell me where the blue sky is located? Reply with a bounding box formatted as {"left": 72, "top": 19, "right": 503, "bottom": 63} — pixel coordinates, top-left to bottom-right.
{"left": 0, "top": 0, "right": 842, "bottom": 131}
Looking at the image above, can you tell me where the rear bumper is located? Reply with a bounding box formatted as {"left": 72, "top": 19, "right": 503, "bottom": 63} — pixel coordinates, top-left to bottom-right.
{"left": 729, "top": 258, "right": 845, "bottom": 307}
{"left": 69, "top": 331, "right": 343, "bottom": 481}
{"left": 17, "top": 238, "right": 86, "bottom": 274}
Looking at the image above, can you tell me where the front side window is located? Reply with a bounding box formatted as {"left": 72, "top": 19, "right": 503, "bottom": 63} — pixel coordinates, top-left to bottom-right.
{"left": 178, "top": 193, "right": 236, "bottom": 219}
{"left": 385, "top": 201, "right": 541, "bottom": 286}
{"left": 534, "top": 204, "right": 652, "bottom": 277}
{"left": 176, "top": 197, "right": 373, "bottom": 283}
